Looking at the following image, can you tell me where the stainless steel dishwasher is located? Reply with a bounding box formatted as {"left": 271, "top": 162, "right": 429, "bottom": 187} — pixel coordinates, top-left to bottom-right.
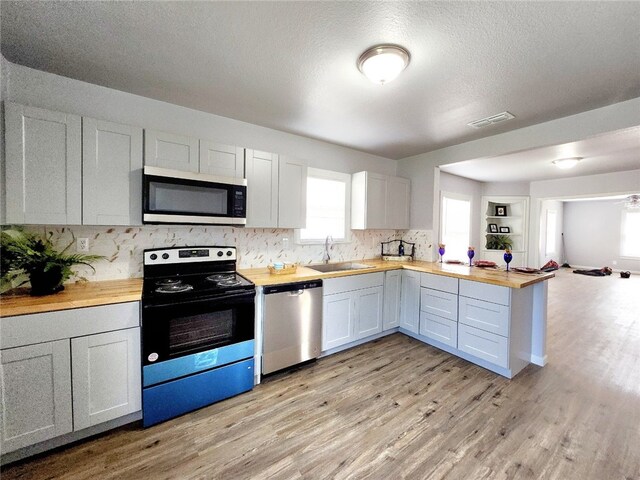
{"left": 262, "top": 280, "right": 323, "bottom": 375}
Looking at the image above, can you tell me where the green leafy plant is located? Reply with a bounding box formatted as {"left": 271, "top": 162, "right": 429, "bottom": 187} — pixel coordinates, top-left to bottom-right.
{"left": 485, "top": 234, "right": 513, "bottom": 250}
{"left": 0, "top": 228, "right": 103, "bottom": 295}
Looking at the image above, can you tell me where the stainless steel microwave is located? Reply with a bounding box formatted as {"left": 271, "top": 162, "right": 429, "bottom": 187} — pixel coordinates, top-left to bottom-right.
{"left": 143, "top": 166, "right": 247, "bottom": 225}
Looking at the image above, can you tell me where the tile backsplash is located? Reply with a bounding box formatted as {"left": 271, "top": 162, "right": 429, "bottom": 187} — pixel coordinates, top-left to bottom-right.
{"left": 26, "top": 226, "right": 434, "bottom": 282}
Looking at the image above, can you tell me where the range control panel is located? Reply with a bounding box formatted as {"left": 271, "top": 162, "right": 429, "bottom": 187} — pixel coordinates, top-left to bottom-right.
{"left": 144, "top": 246, "right": 236, "bottom": 265}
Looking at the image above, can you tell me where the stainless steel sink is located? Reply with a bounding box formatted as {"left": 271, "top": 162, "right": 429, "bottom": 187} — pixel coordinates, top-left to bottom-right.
{"left": 308, "top": 262, "right": 375, "bottom": 273}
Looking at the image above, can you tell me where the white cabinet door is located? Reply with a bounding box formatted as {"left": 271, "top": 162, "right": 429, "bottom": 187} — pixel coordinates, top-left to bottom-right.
{"left": 322, "top": 292, "right": 356, "bottom": 351}
{"left": 245, "top": 149, "right": 279, "bottom": 228}
{"left": 144, "top": 130, "right": 199, "bottom": 172}
{"left": 387, "top": 176, "right": 410, "bottom": 229}
{"left": 5, "top": 103, "right": 82, "bottom": 225}
{"left": 71, "top": 328, "right": 141, "bottom": 430}
{"left": 365, "top": 172, "right": 387, "bottom": 229}
{"left": 199, "top": 141, "right": 244, "bottom": 178}
{"left": 0, "top": 340, "right": 72, "bottom": 453}
{"left": 278, "top": 156, "right": 307, "bottom": 229}
{"left": 383, "top": 270, "right": 401, "bottom": 330}
{"left": 355, "top": 286, "right": 384, "bottom": 339}
{"left": 83, "top": 118, "right": 143, "bottom": 225}
{"left": 420, "top": 312, "right": 458, "bottom": 348}
{"left": 400, "top": 270, "right": 420, "bottom": 334}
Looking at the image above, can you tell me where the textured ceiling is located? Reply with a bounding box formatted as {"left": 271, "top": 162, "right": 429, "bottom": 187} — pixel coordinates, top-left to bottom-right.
{"left": 440, "top": 126, "right": 640, "bottom": 182}
{"left": 1, "top": 1, "right": 640, "bottom": 160}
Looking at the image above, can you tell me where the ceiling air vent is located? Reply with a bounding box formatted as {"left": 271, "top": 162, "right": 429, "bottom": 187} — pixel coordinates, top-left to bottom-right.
{"left": 467, "top": 111, "right": 515, "bottom": 129}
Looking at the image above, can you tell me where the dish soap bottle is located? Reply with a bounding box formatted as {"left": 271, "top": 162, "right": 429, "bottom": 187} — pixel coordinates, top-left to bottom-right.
{"left": 398, "top": 241, "right": 405, "bottom": 256}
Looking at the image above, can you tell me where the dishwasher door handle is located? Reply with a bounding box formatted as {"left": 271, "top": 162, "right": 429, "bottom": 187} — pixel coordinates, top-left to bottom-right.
{"left": 288, "top": 289, "right": 305, "bottom": 296}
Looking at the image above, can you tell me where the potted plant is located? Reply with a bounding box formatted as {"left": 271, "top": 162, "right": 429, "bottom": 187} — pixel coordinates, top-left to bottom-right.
{"left": 0, "top": 228, "right": 103, "bottom": 296}
{"left": 485, "top": 234, "right": 513, "bottom": 251}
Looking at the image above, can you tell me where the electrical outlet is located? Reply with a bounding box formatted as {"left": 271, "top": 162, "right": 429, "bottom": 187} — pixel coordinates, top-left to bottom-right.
{"left": 77, "top": 238, "right": 89, "bottom": 252}
{"left": 282, "top": 237, "right": 289, "bottom": 250}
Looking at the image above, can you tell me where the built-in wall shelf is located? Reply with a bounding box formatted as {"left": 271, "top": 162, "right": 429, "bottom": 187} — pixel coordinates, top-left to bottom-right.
{"left": 481, "top": 196, "right": 530, "bottom": 266}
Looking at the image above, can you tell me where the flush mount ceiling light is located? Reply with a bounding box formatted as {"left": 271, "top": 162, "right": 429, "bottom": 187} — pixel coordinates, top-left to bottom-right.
{"left": 552, "top": 157, "right": 582, "bottom": 169}
{"left": 358, "top": 45, "right": 410, "bottom": 85}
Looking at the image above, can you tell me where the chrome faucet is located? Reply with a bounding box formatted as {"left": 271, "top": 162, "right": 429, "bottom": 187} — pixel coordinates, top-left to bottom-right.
{"left": 323, "top": 235, "right": 333, "bottom": 263}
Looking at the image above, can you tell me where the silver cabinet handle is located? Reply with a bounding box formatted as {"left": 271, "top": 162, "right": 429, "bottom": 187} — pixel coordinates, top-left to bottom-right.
{"left": 288, "top": 289, "right": 304, "bottom": 296}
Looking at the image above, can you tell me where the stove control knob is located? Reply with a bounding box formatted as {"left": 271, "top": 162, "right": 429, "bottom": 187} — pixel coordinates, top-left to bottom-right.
{"left": 162, "top": 253, "right": 169, "bottom": 260}
{"left": 150, "top": 253, "right": 157, "bottom": 261}
{"left": 226, "top": 250, "right": 233, "bottom": 257}
{"left": 217, "top": 251, "right": 224, "bottom": 257}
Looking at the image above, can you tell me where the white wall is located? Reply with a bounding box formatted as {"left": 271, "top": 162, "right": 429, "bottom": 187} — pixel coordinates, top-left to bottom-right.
{"left": 0, "top": 55, "right": 8, "bottom": 223}
{"left": 538, "top": 200, "right": 564, "bottom": 265}
{"left": 482, "top": 181, "right": 530, "bottom": 196}
{"left": 564, "top": 200, "right": 639, "bottom": 272}
{"left": 397, "top": 98, "right": 640, "bottom": 231}
{"left": 4, "top": 60, "right": 397, "bottom": 176}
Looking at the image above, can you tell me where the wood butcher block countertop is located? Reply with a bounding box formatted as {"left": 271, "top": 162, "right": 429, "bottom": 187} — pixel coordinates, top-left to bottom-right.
{"left": 239, "top": 259, "right": 554, "bottom": 288}
{"left": 0, "top": 278, "right": 143, "bottom": 317}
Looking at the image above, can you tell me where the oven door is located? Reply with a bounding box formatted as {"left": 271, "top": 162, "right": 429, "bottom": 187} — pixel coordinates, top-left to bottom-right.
{"left": 142, "top": 290, "right": 255, "bottom": 366}
{"left": 143, "top": 167, "right": 246, "bottom": 225}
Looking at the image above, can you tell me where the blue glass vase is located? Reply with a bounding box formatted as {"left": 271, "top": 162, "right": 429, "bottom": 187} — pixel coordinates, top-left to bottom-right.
{"left": 438, "top": 244, "right": 445, "bottom": 263}
{"left": 467, "top": 248, "right": 475, "bottom": 266}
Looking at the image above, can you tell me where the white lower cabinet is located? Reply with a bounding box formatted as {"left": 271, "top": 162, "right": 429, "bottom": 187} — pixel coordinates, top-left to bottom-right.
{"left": 400, "top": 270, "right": 420, "bottom": 334}
{"left": 458, "top": 323, "right": 509, "bottom": 369}
{"left": 71, "top": 328, "right": 141, "bottom": 430}
{"left": 322, "top": 273, "right": 384, "bottom": 351}
{"left": 0, "top": 340, "right": 72, "bottom": 453}
{"left": 0, "top": 303, "right": 141, "bottom": 455}
{"left": 419, "top": 312, "right": 457, "bottom": 348}
{"left": 322, "top": 292, "right": 356, "bottom": 350}
{"left": 383, "top": 270, "right": 401, "bottom": 330}
{"left": 354, "top": 286, "right": 384, "bottom": 339}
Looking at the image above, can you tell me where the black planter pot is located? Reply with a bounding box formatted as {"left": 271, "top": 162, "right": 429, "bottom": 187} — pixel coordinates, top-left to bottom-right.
{"left": 29, "top": 267, "right": 65, "bottom": 296}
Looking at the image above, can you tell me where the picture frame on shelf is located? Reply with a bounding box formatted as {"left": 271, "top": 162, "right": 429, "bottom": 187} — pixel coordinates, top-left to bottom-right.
{"left": 495, "top": 205, "right": 507, "bottom": 216}
{"left": 499, "top": 226, "right": 511, "bottom": 233}
{"left": 488, "top": 223, "right": 498, "bottom": 233}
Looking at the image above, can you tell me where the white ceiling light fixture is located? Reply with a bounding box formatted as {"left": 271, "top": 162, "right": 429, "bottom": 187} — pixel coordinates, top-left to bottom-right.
{"left": 358, "top": 45, "right": 410, "bottom": 85}
{"left": 552, "top": 157, "right": 582, "bottom": 169}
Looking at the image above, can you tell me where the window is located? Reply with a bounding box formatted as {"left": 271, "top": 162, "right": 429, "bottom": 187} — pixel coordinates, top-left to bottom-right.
{"left": 296, "top": 168, "right": 351, "bottom": 243}
{"left": 545, "top": 210, "right": 557, "bottom": 256}
{"left": 621, "top": 209, "right": 640, "bottom": 258}
{"left": 440, "top": 192, "right": 471, "bottom": 262}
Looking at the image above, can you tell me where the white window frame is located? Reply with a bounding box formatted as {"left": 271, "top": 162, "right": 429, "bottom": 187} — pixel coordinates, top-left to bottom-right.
{"left": 620, "top": 208, "right": 640, "bottom": 259}
{"left": 439, "top": 191, "right": 473, "bottom": 262}
{"left": 295, "top": 168, "right": 352, "bottom": 245}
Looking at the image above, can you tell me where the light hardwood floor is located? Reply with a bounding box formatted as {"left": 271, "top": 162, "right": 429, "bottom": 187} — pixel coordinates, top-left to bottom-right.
{"left": 2, "top": 269, "right": 639, "bottom": 479}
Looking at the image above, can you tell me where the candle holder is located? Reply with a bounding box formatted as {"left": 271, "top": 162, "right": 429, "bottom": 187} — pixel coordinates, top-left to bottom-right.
{"left": 438, "top": 243, "right": 445, "bottom": 263}
{"left": 467, "top": 247, "right": 475, "bottom": 266}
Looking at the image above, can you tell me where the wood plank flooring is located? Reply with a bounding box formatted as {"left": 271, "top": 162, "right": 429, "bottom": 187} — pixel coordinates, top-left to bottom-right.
{"left": 3, "top": 269, "right": 640, "bottom": 479}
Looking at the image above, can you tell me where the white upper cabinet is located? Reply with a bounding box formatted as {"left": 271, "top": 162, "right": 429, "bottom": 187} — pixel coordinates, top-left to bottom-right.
{"left": 387, "top": 176, "right": 411, "bottom": 229}
{"left": 278, "top": 156, "right": 307, "bottom": 229}
{"left": 199, "top": 141, "right": 244, "bottom": 178}
{"left": 5, "top": 103, "right": 82, "bottom": 224}
{"left": 245, "top": 149, "right": 279, "bottom": 228}
{"left": 245, "top": 150, "right": 308, "bottom": 228}
{"left": 351, "top": 171, "right": 410, "bottom": 230}
{"left": 144, "top": 130, "right": 199, "bottom": 172}
{"left": 83, "top": 118, "right": 143, "bottom": 225}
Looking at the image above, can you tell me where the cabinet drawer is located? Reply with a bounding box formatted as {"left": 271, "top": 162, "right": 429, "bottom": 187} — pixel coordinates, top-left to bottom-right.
{"left": 323, "top": 272, "right": 384, "bottom": 296}
{"left": 419, "top": 312, "right": 457, "bottom": 348}
{"left": 420, "top": 288, "right": 458, "bottom": 321}
{"left": 458, "top": 324, "right": 509, "bottom": 368}
{"left": 1, "top": 302, "right": 140, "bottom": 349}
{"left": 420, "top": 273, "right": 458, "bottom": 294}
{"left": 459, "top": 279, "right": 510, "bottom": 306}
{"left": 459, "top": 296, "right": 510, "bottom": 336}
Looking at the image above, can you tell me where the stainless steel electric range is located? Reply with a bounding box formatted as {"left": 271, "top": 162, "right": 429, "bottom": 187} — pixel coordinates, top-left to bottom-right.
{"left": 141, "top": 246, "right": 255, "bottom": 427}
